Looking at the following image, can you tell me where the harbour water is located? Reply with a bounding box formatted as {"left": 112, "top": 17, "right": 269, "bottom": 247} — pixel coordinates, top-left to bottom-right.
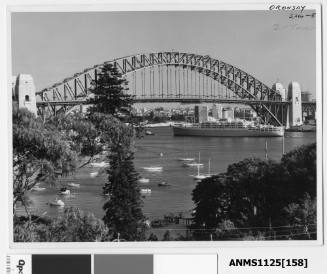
{"left": 18, "top": 127, "right": 316, "bottom": 220}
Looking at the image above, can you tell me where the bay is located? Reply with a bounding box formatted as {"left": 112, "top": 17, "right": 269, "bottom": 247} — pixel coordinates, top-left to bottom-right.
{"left": 18, "top": 127, "right": 316, "bottom": 220}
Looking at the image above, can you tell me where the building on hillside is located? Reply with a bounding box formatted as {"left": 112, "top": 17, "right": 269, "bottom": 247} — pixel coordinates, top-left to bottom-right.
{"left": 222, "top": 107, "right": 234, "bottom": 120}
{"left": 211, "top": 104, "right": 223, "bottom": 119}
{"left": 272, "top": 82, "right": 286, "bottom": 101}
{"left": 301, "top": 91, "right": 312, "bottom": 102}
{"left": 194, "top": 105, "right": 208, "bottom": 123}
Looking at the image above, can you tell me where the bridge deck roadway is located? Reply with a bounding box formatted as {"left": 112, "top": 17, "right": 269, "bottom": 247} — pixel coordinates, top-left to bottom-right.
{"left": 36, "top": 98, "right": 299, "bottom": 106}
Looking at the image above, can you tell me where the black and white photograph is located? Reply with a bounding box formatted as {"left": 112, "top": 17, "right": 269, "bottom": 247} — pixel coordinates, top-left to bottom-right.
{"left": 11, "top": 7, "right": 320, "bottom": 243}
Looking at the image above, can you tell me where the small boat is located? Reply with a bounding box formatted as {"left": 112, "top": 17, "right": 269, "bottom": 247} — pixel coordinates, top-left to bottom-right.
{"left": 178, "top": 157, "right": 195, "bottom": 162}
{"left": 191, "top": 166, "right": 206, "bottom": 180}
{"left": 158, "top": 182, "right": 170, "bottom": 187}
{"left": 142, "top": 166, "right": 163, "bottom": 172}
{"left": 191, "top": 159, "right": 211, "bottom": 180}
{"left": 183, "top": 152, "right": 203, "bottom": 167}
{"left": 145, "top": 130, "right": 154, "bottom": 135}
{"left": 159, "top": 152, "right": 164, "bottom": 157}
{"left": 183, "top": 162, "right": 204, "bottom": 167}
{"left": 191, "top": 173, "right": 209, "bottom": 180}
{"left": 90, "top": 171, "right": 99, "bottom": 178}
{"left": 140, "top": 188, "right": 152, "bottom": 194}
{"left": 138, "top": 178, "right": 150, "bottom": 184}
{"left": 59, "top": 187, "right": 70, "bottom": 195}
{"left": 31, "top": 186, "right": 46, "bottom": 192}
{"left": 67, "top": 183, "right": 80, "bottom": 188}
{"left": 49, "top": 199, "right": 65, "bottom": 207}
{"left": 90, "top": 161, "right": 109, "bottom": 168}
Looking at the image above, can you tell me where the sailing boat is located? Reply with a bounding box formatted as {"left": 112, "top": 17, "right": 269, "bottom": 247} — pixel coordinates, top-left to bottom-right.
{"left": 183, "top": 152, "right": 203, "bottom": 167}
{"left": 206, "top": 158, "right": 212, "bottom": 178}
{"left": 191, "top": 158, "right": 211, "bottom": 180}
{"left": 177, "top": 145, "right": 195, "bottom": 162}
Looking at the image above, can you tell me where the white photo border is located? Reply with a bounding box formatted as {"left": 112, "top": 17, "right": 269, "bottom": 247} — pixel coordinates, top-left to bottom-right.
{"left": 5, "top": 1, "right": 324, "bottom": 252}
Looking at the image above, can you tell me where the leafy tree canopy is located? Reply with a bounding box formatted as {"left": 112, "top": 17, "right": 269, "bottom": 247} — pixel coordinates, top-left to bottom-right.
{"left": 12, "top": 105, "right": 123, "bottom": 214}
{"left": 192, "top": 143, "right": 316, "bottom": 240}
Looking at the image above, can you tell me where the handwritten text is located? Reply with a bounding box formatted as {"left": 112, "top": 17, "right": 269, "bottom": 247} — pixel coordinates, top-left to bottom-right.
{"left": 269, "top": 5, "right": 306, "bottom": 13}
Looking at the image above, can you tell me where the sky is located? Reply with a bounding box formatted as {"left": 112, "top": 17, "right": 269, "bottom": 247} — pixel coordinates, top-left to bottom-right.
{"left": 11, "top": 10, "right": 316, "bottom": 96}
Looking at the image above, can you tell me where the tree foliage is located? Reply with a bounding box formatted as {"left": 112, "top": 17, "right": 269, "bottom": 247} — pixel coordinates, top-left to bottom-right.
{"left": 13, "top": 106, "right": 78, "bottom": 214}
{"left": 192, "top": 143, "right": 317, "bottom": 240}
{"left": 84, "top": 63, "right": 145, "bottom": 241}
{"left": 87, "top": 64, "right": 132, "bottom": 118}
{"left": 12, "top": 105, "right": 122, "bottom": 215}
{"left": 102, "top": 123, "right": 145, "bottom": 241}
{"left": 13, "top": 62, "right": 145, "bottom": 242}
{"left": 14, "top": 208, "right": 109, "bottom": 242}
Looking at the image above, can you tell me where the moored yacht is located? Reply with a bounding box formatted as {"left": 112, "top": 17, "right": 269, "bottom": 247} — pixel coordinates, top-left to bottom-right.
{"left": 142, "top": 166, "right": 163, "bottom": 172}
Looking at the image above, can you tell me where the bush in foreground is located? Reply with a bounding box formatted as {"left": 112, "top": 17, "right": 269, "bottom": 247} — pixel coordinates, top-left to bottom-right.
{"left": 14, "top": 208, "right": 109, "bottom": 242}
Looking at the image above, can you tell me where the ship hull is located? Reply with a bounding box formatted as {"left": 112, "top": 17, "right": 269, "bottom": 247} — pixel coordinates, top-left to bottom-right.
{"left": 173, "top": 126, "right": 284, "bottom": 137}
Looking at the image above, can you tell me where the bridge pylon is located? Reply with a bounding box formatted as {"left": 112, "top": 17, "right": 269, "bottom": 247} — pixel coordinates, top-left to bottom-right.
{"left": 12, "top": 74, "right": 37, "bottom": 116}
{"left": 288, "top": 81, "right": 303, "bottom": 127}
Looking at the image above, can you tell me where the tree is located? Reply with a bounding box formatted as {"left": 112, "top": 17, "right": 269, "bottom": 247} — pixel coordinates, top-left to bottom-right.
{"left": 191, "top": 143, "right": 317, "bottom": 240}
{"left": 85, "top": 63, "right": 145, "bottom": 241}
{"left": 13, "top": 106, "right": 78, "bottom": 217}
{"left": 102, "top": 123, "right": 145, "bottom": 241}
{"left": 192, "top": 158, "right": 274, "bottom": 230}
{"left": 282, "top": 193, "right": 316, "bottom": 240}
{"left": 12, "top": 106, "right": 119, "bottom": 217}
{"left": 13, "top": 63, "right": 146, "bottom": 242}
{"left": 147, "top": 233, "right": 158, "bottom": 241}
{"left": 14, "top": 207, "right": 109, "bottom": 242}
{"left": 279, "top": 143, "right": 316, "bottom": 200}
{"left": 87, "top": 63, "right": 132, "bottom": 118}
{"left": 162, "top": 230, "right": 171, "bottom": 241}
{"left": 87, "top": 64, "right": 144, "bottom": 137}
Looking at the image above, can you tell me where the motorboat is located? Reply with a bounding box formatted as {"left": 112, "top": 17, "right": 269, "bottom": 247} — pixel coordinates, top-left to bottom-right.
{"left": 49, "top": 199, "right": 65, "bottom": 207}
{"left": 177, "top": 157, "right": 195, "bottom": 162}
{"left": 158, "top": 182, "right": 170, "bottom": 187}
{"left": 140, "top": 188, "right": 152, "bottom": 194}
{"left": 67, "top": 183, "right": 80, "bottom": 188}
{"left": 90, "top": 161, "right": 109, "bottom": 168}
{"left": 90, "top": 171, "right": 99, "bottom": 178}
{"left": 142, "top": 166, "right": 163, "bottom": 172}
{"left": 138, "top": 178, "right": 150, "bottom": 184}
{"left": 183, "top": 152, "right": 203, "bottom": 168}
{"left": 145, "top": 130, "right": 154, "bottom": 135}
{"left": 59, "top": 187, "right": 70, "bottom": 195}
{"left": 183, "top": 162, "right": 204, "bottom": 167}
{"left": 104, "top": 192, "right": 111, "bottom": 198}
{"left": 31, "top": 186, "right": 46, "bottom": 192}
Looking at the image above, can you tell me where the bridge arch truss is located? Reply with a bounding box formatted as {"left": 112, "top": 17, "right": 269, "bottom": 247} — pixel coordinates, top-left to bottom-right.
{"left": 36, "top": 52, "right": 288, "bottom": 126}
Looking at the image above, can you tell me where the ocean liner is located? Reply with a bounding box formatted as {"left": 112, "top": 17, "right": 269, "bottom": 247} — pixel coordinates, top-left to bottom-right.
{"left": 172, "top": 120, "right": 284, "bottom": 137}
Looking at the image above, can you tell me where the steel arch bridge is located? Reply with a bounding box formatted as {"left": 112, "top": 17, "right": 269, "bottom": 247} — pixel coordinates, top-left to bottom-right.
{"left": 36, "top": 51, "right": 290, "bottom": 126}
